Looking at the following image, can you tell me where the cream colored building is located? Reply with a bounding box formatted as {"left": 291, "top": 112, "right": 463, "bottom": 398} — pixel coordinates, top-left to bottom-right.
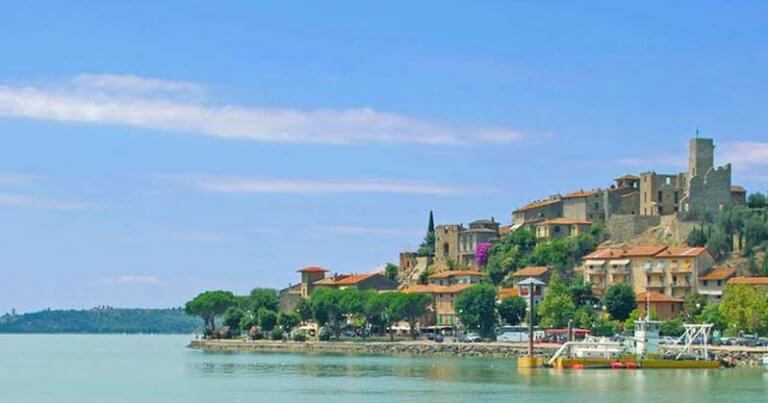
{"left": 533, "top": 218, "right": 591, "bottom": 241}
{"left": 581, "top": 246, "right": 714, "bottom": 298}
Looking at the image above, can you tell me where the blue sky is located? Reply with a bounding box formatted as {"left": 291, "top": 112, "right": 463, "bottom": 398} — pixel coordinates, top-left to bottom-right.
{"left": 2, "top": 1, "right": 768, "bottom": 312}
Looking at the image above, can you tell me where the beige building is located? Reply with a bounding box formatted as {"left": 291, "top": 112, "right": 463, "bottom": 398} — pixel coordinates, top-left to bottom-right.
{"left": 401, "top": 283, "right": 473, "bottom": 326}
{"left": 639, "top": 172, "right": 683, "bottom": 215}
{"left": 512, "top": 197, "right": 563, "bottom": 226}
{"left": 511, "top": 266, "right": 552, "bottom": 309}
{"left": 313, "top": 272, "right": 398, "bottom": 292}
{"left": 730, "top": 186, "right": 747, "bottom": 206}
{"left": 562, "top": 189, "right": 605, "bottom": 222}
{"left": 533, "top": 218, "right": 592, "bottom": 241}
{"left": 581, "top": 246, "right": 714, "bottom": 298}
{"left": 698, "top": 266, "right": 737, "bottom": 302}
{"left": 636, "top": 291, "right": 684, "bottom": 320}
{"left": 428, "top": 270, "right": 484, "bottom": 286}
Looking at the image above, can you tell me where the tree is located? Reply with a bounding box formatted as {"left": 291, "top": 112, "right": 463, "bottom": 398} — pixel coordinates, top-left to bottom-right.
{"left": 184, "top": 290, "right": 237, "bottom": 334}
{"left": 362, "top": 291, "right": 388, "bottom": 337}
{"left": 602, "top": 283, "right": 636, "bottom": 321}
{"left": 498, "top": 296, "right": 527, "bottom": 325}
{"left": 719, "top": 284, "right": 768, "bottom": 335}
{"left": 295, "top": 299, "right": 313, "bottom": 324}
{"left": 221, "top": 307, "right": 245, "bottom": 329}
{"left": 695, "top": 303, "right": 726, "bottom": 331}
{"left": 660, "top": 318, "right": 685, "bottom": 337}
{"left": 682, "top": 293, "right": 707, "bottom": 321}
{"left": 537, "top": 274, "right": 576, "bottom": 328}
{"left": 455, "top": 284, "right": 498, "bottom": 337}
{"left": 249, "top": 289, "right": 279, "bottom": 314}
{"left": 417, "top": 211, "right": 436, "bottom": 256}
{"left": 384, "top": 263, "right": 399, "bottom": 282}
{"left": 391, "top": 293, "right": 431, "bottom": 339}
{"left": 590, "top": 318, "right": 618, "bottom": 337}
{"left": 533, "top": 240, "right": 570, "bottom": 272}
{"left": 485, "top": 229, "right": 537, "bottom": 285}
{"left": 686, "top": 224, "right": 708, "bottom": 247}
{"left": 748, "top": 192, "right": 767, "bottom": 209}
{"left": 567, "top": 274, "right": 597, "bottom": 307}
{"left": 706, "top": 230, "right": 731, "bottom": 261}
{"left": 310, "top": 288, "right": 345, "bottom": 339}
{"left": 257, "top": 308, "right": 277, "bottom": 332}
{"left": 763, "top": 255, "right": 768, "bottom": 277}
{"left": 277, "top": 311, "right": 300, "bottom": 333}
{"left": 376, "top": 292, "right": 401, "bottom": 340}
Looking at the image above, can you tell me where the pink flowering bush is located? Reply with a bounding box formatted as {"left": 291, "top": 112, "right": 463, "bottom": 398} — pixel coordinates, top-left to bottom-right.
{"left": 475, "top": 242, "right": 492, "bottom": 267}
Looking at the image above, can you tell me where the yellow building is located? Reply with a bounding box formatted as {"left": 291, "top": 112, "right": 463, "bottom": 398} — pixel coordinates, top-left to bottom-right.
{"left": 401, "top": 284, "right": 473, "bottom": 326}
{"left": 533, "top": 218, "right": 592, "bottom": 241}
{"left": 581, "top": 246, "right": 714, "bottom": 298}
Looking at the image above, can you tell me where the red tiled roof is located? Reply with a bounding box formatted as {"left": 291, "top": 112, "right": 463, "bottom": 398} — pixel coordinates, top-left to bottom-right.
{"left": 655, "top": 247, "right": 709, "bottom": 258}
{"left": 538, "top": 217, "right": 592, "bottom": 226}
{"left": 499, "top": 225, "right": 512, "bottom": 236}
{"left": 400, "top": 284, "right": 473, "bottom": 294}
{"left": 429, "top": 270, "right": 484, "bottom": 280}
{"left": 699, "top": 266, "right": 737, "bottom": 281}
{"left": 512, "top": 266, "right": 550, "bottom": 277}
{"left": 298, "top": 266, "right": 328, "bottom": 273}
{"left": 727, "top": 277, "right": 768, "bottom": 286}
{"left": 636, "top": 291, "right": 684, "bottom": 303}
{"left": 615, "top": 174, "right": 640, "bottom": 181}
{"left": 514, "top": 198, "right": 561, "bottom": 213}
{"left": 498, "top": 287, "right": 519, "bottom": 299}
{"left": 313, "top": 273, "right": 377, "bottom": 286}
{"left": 583, "top": 248, "right": 624, "bottom": 259}
{"left": 730, "top": 186, "right": 746, "bottom": 193}
{"left": 623, "top": 245, "right": 669, "bottom": 257}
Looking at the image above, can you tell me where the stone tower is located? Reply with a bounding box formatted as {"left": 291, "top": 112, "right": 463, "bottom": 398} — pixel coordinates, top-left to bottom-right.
{"left": 689, "top": 138, "right": 714, "bottom": 178}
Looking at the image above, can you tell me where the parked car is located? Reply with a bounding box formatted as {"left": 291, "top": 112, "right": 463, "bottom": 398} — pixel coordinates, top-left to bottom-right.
{"left": 659, "top": 336, "right": 679, "bottom": 345}
{"left": 434, "top": 334, "right": 444, "bottom": 343}
{"left": 460, "top": 332, "right": 482, "bottom": 343}
{"left": 737, "top": 335, "right": 760, "bottom": 347}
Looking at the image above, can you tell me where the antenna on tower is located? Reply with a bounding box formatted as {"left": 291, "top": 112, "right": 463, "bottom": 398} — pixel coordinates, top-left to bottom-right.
{"left": 695, "top": 128, "right": 699, "bottom": 138}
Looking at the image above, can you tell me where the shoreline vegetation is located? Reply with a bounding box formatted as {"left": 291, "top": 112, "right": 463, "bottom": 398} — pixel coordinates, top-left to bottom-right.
{"left": 0, "top": 307, "right": 198, "bottom": 334}
{"left": 189, "top": 339, "right": 768, "bottom": 367}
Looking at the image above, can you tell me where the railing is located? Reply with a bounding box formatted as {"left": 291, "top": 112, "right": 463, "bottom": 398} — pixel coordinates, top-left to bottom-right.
{"left": 585, "top": 266, "right": 605, "bottom": 274}
{"left": 608, "top": 266, "right": 629, "bottom": 273}
{"left": 646, "top": 281, "right": 664, "bottom": 288}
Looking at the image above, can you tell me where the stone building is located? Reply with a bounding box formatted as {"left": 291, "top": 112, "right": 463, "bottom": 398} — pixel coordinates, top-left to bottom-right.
{"left": 428, "top": 270, "right": 484, "bottom": 286}
{"left": 400, "top": 283, "right": 473, "bottom": 326}
{"left": 512, "top": 197, "right": 563, "bottom": 227}
{"left": 511, "top": 266, "right": 552, "bottom": 310}
{"left": 533, "top": 218, "right": 592, "bottom": 241}
{"left": 313, "top": 272, "right": 398, "bottom": 292}
{"left": 730, "top": 186, "right": 747, "bottom": 206}
{"left": 562, "top": 189, "right": 604, "bottom": 222}
{"left": 639, "top": 172, "right": 684, "bottom": 215}
{"left": 435, "top": 219, "right": 499, "bottom": 271}
{"left": 636, "top": 292, "right": 684, "bottom": 320}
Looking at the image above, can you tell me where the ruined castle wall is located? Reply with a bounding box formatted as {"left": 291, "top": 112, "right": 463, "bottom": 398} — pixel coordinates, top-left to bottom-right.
{"left": 606, "top": 214, "right": 661, "bottom": 243}
{"left": 681, "top": 164, "right": 732, "bottom": 219}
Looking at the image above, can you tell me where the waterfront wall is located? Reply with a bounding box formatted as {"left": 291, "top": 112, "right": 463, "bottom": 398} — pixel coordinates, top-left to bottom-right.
{"left": 189, "top": 340, "right": 556, "bottom": 359}
{"left": 190, "top": 340, "right": 768, "bottom": 367}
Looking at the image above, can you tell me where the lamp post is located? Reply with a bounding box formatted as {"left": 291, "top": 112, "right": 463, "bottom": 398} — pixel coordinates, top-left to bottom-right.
{"left": 517, "top": 277, "right": 546, "bottom": 361}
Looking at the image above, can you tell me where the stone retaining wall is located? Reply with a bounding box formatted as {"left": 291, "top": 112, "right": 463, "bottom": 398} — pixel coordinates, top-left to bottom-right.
{"left": 189, "top": 340, "right": 767, "bottom": 367}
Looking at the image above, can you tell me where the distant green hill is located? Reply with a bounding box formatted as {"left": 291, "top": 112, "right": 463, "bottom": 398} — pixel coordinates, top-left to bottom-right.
{"left": 0, "top": 307, "right": 200, "bottom": 334}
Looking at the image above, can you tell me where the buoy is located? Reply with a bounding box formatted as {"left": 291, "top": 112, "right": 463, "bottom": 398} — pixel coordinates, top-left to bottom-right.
{"left": 625, "top": 362, "right": 638, "bottom": 369}
{"left": 572, "top": 364, "right": 584, "bottom": 370}
{"left": 610, "top": 362, "right": 624, "bottom": 369}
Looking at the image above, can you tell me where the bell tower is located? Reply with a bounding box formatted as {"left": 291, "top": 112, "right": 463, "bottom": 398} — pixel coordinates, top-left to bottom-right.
{"left": 689, "top": 136, "right": 714, "bottom": 178}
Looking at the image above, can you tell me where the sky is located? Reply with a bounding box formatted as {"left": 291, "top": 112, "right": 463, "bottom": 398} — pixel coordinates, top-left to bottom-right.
{"left": 1, "top": 1, "right": 768, "bottom": 312}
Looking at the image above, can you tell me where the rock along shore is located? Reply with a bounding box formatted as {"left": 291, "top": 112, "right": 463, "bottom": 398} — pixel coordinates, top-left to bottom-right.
{"left": 189, "top": 339, "right": 768, "bottom": 367}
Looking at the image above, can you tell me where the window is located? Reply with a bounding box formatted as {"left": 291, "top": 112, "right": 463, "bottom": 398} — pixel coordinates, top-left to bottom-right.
{"left": 703, "top": 280, "right": 708, "bottom": 286}
{"left": 658, "top": 191, "right": 663, "bottom": 203}
{"left": 674, "top": 191, "right": 679, "bottom": 203}
{"left": 717, "top": 280, "right": 722, "bottom": 286}
{"left": 554, "top": 225, "right": 561, "bottom": 234}
{"left": 665, "top": 177, "right": 671, "bottom": 185}
{"left": 595, "top": 202, "right": 599, "bottom": 210}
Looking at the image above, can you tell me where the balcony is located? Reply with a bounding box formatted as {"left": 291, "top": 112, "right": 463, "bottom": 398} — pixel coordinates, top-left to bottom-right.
{"left": 608, "top": 266, "right": 629, "bottom": 274}
{"left": 671, "top": 281, "right": 691, "bottom": 288}
{"left": 585, "top": 266, "right": 605, "bottom": 275}
{"left": 646, "top": 281, "right": 664, "bottom": 288}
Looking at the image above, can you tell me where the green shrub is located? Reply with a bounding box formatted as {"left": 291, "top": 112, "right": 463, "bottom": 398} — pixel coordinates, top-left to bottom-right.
{"left": 292, "top": 331, "right": 307, "bottom": 342}
{"left": 318, "top": 326, "right": 332, "bottom": 341}
{"left": 270, "top": 328, "right": 284, "bottom": 340}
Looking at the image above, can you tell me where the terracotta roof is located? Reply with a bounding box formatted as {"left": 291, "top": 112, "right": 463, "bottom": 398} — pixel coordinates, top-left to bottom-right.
{"left": 622, "top": 245, "right": 669, "bottom": 257}
{"left": 498, "top": 287, "right": 519, "bottom": 299}
{"left": 727, "top": 277, "right": 768, "bottom": 286}
{"left": 298, "top": 266, "right": 328, "bottom": 273}
{"left": 562, "top": 189, "right": 601, "bottom": 199}
{"left": 699, "top": 266, "right": 737, "bottom": 281}
{"left": 583, "top": 248, "right": 624, "bottom": 259}
{"left": 499, "top": 225, "right": 512, "bottom": 236}
{"left": 400, "top": 284, "right": 473, "bottom": 294}
{"left": 537, "top": 217, "right": 592, "bottom": 226}
{"left": 514, "top": 198, "right": 561, "bottom": 213}
{"left": 654, "top": 247, "right": 709, "bottom": 258}
{"left": 313, "top": 273, "right": 377, "bottom": 286}
{"left": 429, "top": 270, "right": 484, "bottom": 280}
{"left": 512, "top": 266, "right": 550, "bottom": 277}
{"left": 636, "top": 291, "right": 684, "bottom": 303}
{"left": 730, "top": 186, "right": 746, "bottom": 193}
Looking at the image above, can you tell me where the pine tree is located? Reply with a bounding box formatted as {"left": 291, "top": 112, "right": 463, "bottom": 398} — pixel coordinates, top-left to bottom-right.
{"left": 417, "top": 211, "right": 436, "bottom": 256}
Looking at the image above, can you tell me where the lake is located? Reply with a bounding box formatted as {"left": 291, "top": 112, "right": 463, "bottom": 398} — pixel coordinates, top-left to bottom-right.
{"left": 1, "top": 334, "right": 767, "bottom": 402}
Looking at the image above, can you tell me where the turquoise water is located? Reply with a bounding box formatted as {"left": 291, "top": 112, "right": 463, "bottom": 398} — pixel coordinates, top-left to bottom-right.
{"left": 1, "top": 335, "right": 767, "bottom": 402}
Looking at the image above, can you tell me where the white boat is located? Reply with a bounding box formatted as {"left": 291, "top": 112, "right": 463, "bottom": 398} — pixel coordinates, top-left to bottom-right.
{"left": 762, "top": 354, "right": 768, "bottom": 368}
{"left": 570, "top": 336, "right": 623, "bottom": 359}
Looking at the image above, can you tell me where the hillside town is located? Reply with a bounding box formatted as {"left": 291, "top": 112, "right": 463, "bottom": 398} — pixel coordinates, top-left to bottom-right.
{"left": 186, "top": 137, "right": 768, "bottom": 350}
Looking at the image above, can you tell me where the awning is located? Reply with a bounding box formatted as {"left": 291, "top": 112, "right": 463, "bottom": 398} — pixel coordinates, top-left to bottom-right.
{"left": 609, "top": 259, "right": 630, "bottom": 266}
{"left": 584, "top": 260, "right": 606, "bottom": 266}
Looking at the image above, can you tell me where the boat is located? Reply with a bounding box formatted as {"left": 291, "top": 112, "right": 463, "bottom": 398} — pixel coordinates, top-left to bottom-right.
{"left": 546, "top": 296, "right": 719, "bottom": 369}
{"left": 762, "top": 354, "right": 768, "bottom": 369}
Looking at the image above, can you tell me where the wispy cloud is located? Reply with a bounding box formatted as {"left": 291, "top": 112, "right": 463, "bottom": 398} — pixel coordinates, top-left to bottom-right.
{"left": 0, "top": 74, "right": 526, "bottom": 145}
{"left": 320, "top": 225, "right": 422, "bottom": 237}
{"left": 161, "top": 174, "right": 487, "bottom": 195}
{"left": 0, "top": 193, "right": 94, "bottom": 210}
{"left": 0, "top": 173, "right": 43, "bottom": 184}
{"left": 101, "top": 275, "right": 163, "bottom": 286}
{"left": 722, "top": 142, "right": 768, "bottom": 167}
